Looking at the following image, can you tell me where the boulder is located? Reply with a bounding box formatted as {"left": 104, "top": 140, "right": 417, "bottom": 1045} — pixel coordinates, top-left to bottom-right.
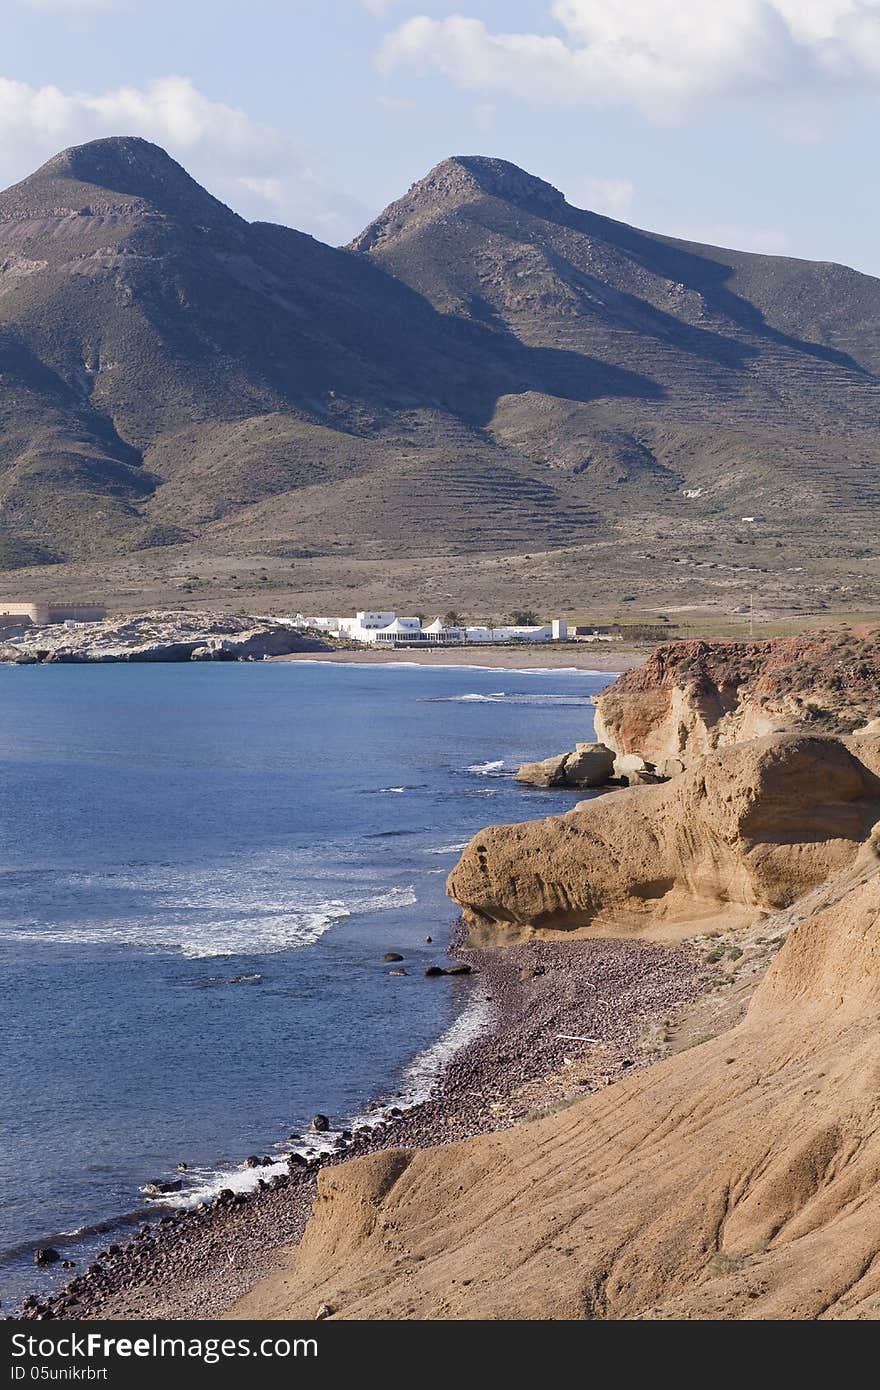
{"left": 143, "top": 1178, "right": 182, "bottom": 1196}
{"left": 516, "top": 745, "right": 614, "bottom": 789}
{"left": 562, "top": 743, "right": 615, "bottom": 787}
{"left": 626, "top": 770, "right": 664, "bottom": 786}
{"left": 614, "top": 752, "right": 653, "bottom": 778}
{"left": 515, "top": 754, "right": 569, "bottom": 788}
{"left": 34, "top": 1248, "right": 60, "bottom": 1266}
{"left": 310, "top": 1114, "right": 330, "bottom": 1132}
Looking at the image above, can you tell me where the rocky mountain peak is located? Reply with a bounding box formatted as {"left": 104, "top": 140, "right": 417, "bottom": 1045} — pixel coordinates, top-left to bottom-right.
{"left": 349, "top": 154, "right": 567, "bottom": 251}
{"left": 0, "top": 135, "right": 239, "bottom": 224}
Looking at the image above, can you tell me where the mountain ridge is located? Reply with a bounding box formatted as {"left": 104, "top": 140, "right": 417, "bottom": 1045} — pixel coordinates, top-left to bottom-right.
{"left": 1, "top": 136, "right": 880, "bottom": 621}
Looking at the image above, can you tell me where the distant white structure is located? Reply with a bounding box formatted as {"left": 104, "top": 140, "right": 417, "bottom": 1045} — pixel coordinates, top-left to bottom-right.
{"left": 308, "top": 612, "right": 571, "bottom": 646}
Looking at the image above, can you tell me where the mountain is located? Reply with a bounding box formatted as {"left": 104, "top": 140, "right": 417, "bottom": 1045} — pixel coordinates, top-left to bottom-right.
{"left": 1, "top": 139, "right": 880, "bottom": 618}
{"left": 351, "top": 156, "right": 880, "bottom": 521}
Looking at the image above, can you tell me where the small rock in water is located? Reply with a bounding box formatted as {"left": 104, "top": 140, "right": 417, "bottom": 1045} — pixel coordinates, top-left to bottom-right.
{"left": 425, "top": 935, "right": 433, "bottom": 943}
{"left": 424, "top": 965, "right": 445, "bottom": 977}
{"left": 380, "top": 952, "right": 404, "bottom": 962}
{"left": 34, "top": 1248, "right": 60, "bottom": 1267}
{"left": 244, "top": 1155, "right": 262, "bottom": 1168}
{"left": 62, "top": 1260, "right": 75, "bottom": 1270}
{"left": 310, "top": 1114, "right": 330, "bottom": 1132}
{"left": 143, "top": 1178, "right": 182, "bottom": 1196}
{"left": 175, "top": 1162, "right": 188, "bottom": 1172}
{"left": 388, "top": 968, "right": 407, "bottom": 976}
{"left": 444, "top": 962, "right": 472, "bottom": 976}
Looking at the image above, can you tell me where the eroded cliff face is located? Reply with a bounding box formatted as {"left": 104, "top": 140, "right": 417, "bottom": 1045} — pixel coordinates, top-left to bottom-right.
{"left": 227, "top": 803, "right": 880, "bottom": 1320}
{"left": 594, "top": 630, "right": 880, "bottom": 766}
{"left": 447, "top": 732, "right": 880, "bottom": 942}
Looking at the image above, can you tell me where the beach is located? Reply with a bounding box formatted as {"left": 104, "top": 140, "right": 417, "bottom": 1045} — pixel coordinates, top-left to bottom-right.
{"left": 19, "top": 931, "right": 707, "bottom": 1320}
{"left": 274, "top": 645, "right": 648, "bottom": 673}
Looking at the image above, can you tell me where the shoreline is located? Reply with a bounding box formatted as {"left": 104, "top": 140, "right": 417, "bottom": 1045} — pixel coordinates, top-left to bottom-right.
{"left": 273, "top": 646, "right": 647, "bottom": 673}
{"left": 17, "top": 932, "right": 707, "bottom": 1321}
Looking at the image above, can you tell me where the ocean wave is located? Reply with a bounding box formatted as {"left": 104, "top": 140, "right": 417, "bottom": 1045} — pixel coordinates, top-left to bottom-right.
{"left": 429, "top": 692, "right": 594, "bottom": 706}
{"left": 0, "top": 884, "right": 417, "bottom": 959}
{"left": 428, "top": 842, "right": 470, "bottom": 855}
{"left": 356, "top": 989, "right": 496, "bottom": 1119}
{"left": 465, "top": 758, "right": 508, "bottom": 775}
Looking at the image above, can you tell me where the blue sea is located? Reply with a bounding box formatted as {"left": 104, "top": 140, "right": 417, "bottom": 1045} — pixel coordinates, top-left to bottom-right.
{"left": 0, "top": 659, "right": 611, "bottom": 1305}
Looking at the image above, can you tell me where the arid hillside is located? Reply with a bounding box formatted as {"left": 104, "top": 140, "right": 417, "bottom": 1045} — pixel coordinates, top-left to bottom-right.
{"left": 3, "top": 141, "right": 880, "bottom": 618}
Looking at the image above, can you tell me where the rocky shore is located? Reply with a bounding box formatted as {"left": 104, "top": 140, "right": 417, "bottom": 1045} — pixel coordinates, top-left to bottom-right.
{"left": 15, "top": 932, "right": 706, "bottom": 1321}
{"left": 0, "top": 611, "right": 329, "bottom": 664}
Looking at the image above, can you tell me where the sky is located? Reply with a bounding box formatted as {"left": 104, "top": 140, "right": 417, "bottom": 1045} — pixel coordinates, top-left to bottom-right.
{"left": 1, "top": 0, "right": 879, "bottom": 272}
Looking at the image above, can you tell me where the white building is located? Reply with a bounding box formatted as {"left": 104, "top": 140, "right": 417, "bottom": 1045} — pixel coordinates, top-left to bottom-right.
{"left": 322, "top": 611, "right": 569, "bottom": 646}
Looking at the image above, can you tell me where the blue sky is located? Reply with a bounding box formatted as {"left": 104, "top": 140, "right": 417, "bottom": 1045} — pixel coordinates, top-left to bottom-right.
{"left": 2, "top": 0, "right": 879, "bottom": 273}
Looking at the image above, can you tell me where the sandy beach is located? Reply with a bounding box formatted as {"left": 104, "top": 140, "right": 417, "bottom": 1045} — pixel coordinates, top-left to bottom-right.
{"left": 18, "top": 932, "right": 706, "bottom": 1321}
{"left": 274, "top": 645, "right": 648, "bottom": 673}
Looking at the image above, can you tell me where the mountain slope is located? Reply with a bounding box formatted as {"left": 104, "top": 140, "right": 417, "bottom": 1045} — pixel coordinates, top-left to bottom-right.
{"left": 351, "top": 156, "right": 880, "bottom": 527}
{"left": 1, "top": 140, "right": 880, "bottom": 590}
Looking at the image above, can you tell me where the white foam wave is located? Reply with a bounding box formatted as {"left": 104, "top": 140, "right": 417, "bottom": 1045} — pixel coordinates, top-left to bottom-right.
{"left": 356, "top": 989, "right": 496, "bottom": 1119}
{"left": 0, "top": 883, "right": 417, "bottom": 959}
{"left": 142, "top": 975, "right": 495, "bottom": 1211}
{"left": 428, "top": 842, "right": 469, "bottom": 855}
{"left": 435, "top": 692, "right": 593, "bottom": 706}
{"left": 465, "top": 758, "right": 507, "bottom": 775}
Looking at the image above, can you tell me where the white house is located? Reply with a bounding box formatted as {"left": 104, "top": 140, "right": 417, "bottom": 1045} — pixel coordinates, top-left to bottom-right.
{"left": 323, "top": 611, "right": 570, "bottom": 646}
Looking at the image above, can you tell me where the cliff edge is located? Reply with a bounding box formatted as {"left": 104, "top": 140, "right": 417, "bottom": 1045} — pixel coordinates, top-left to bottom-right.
{"left": 594, "top": 629, "right": 880, "bottom": 767}
{"left": 447, "top": 732, "right": 880, "bottom": 942}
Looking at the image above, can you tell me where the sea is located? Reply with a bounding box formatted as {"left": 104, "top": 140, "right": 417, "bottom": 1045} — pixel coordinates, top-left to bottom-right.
{"left": 0, "top": 659, "right": 611, "bottom": 1306}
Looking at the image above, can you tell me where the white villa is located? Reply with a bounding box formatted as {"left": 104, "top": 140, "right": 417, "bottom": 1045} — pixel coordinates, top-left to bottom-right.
{"left": 292, "top": 611, "right": 568, "bottom": 647}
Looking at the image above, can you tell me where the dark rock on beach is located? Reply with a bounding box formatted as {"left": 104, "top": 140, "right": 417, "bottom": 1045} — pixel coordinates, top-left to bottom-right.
{"left": 310, "top": 1114, "right": 330, "bottom": 1133}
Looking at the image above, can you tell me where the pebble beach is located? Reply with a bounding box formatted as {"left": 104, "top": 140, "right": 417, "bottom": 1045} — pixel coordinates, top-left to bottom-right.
{"left": 16, "top": 932, "right": 706, "bottom": 1321}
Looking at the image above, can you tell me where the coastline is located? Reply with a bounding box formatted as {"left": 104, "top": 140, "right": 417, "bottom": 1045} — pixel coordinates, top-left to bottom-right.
{"left": 18, "top": 931, "right": 706, "bottom": 1321}
{"left": 273, "top": 645, "right": 648, "bottom": 673}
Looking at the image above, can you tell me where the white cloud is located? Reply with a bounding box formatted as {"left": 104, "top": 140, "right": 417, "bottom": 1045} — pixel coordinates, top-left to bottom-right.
{"left": 0, "top": 74, "right": 369, "bottom": 242}
{"left": 581, "top": 177, "right": 635, "bottom": 217}
{"left": 378, "top": 1, "right": 880, "bottom": 118}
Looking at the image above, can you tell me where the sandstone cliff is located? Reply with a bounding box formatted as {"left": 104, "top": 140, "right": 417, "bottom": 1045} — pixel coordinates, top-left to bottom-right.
{"left": 226, "top": 738, "right": 880, "bottom": 1320}
{"left": 594, "top": 629, "right": 880, "bottom": 766}
{"left": 448, "top": 732, "right": 880, "bottom": 942}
